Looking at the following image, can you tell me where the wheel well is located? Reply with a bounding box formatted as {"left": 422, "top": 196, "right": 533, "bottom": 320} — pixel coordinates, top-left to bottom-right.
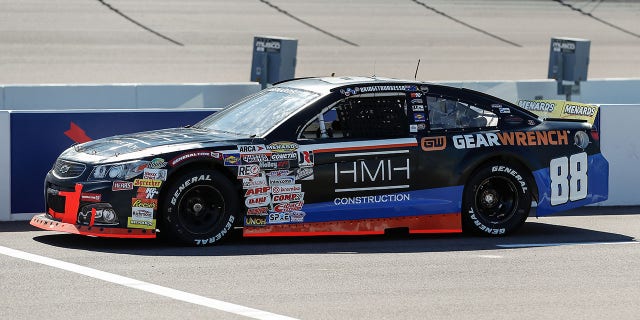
{"left": 462, "top": 155, "right": 539, "bottom": 202}
{"left": 157, "top": 161, "right": 244, "bottom": 229}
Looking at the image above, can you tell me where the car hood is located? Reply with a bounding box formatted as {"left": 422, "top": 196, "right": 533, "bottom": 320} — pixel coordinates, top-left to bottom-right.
{"left": 60, "top": 127, "right": 245, "bottom": 163}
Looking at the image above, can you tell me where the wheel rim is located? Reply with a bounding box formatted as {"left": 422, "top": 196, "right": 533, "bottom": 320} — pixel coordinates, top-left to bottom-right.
{"left": 176, "top": 185, "right": 225, "bottom": 235}
{"left": 474, "top": 176, "right": 519, "bottom": 224}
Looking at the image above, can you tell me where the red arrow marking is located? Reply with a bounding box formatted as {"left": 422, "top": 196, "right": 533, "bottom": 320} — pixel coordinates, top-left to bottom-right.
{"left": 64, "top": 122, "right": 92, "bottom": 143}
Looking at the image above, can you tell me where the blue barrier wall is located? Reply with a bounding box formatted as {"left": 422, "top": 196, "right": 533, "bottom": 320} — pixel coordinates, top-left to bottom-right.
{"left": 10, "top": 110, "right": 215, "bottom": 214}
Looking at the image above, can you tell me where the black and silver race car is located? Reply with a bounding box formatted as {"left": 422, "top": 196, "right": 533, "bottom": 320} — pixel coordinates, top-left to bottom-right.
{"left": 31, "top": 76, "right": 609, "bottom": 246}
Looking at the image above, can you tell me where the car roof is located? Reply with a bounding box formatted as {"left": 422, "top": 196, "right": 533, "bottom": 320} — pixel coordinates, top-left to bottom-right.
{"left": 275, "top": 76, "right": 429, "bottom": 94}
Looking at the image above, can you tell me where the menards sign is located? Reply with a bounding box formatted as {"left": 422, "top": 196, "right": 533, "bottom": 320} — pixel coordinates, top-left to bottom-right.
{"left": 517, "top": 100, "right": 599, "bottom": 124}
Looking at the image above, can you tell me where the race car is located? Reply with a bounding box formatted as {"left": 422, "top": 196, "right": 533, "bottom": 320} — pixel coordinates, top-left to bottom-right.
{"left": 31, "top": 76, "right": 609, "bottom": 246}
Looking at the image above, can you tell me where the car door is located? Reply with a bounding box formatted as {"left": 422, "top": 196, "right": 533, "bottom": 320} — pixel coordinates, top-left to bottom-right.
{"left": 410, "top": 89, "right": 502, "bottom": 214}
{"left": 294, "top": 91, "right": 421, "bottom": 224}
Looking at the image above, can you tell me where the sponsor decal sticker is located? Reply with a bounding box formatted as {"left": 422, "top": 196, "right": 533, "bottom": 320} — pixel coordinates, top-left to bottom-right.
{"left": 452, "top": 130, "right": 569, "bottom": 149}
{"left": 245, "top": 195, "right": 271, "bottom": 208}
{"left": 238, "top": 144, "right": 267, "bottom": 153}
{"left": 298, "top": 150, "right": 314, "bottom": 167}
{"left": 112, "top": 181, "right": 134, "bottom": 191}
{"left": 267, "top": 170, "right": 291, "bottom": 177}
{"left": 246, "top": 206, "right": 269, "bottom": 215}
{"left": 410, "top": 92, "right": 422, "bottom": 98}
{"left": 411, "top": 98, "right": 423, "bottom": 104}
{"left": 242, "top": 153, "right": 270, "bottom": 163}
{"left": 242, "top": 175, "right": 268, "bottom": 189}
{"left": 290, "top": 211, "right": 306, "bottom": 222}
{"left": 413, "top": 113, "right": 426, "bottom": 122}
{"left": 259, "top": 161, "right": 289, "bottom": 170}
{"left": 295, "top": 167, "right": 314, "bottom": 180}
{"left": 340, "top": 87, "right": 359, "bottom": 96}
{"left": 268, "top": 152, "right": 297, "bottom": 161}
{"left": 357, "top": 85, "right": 406, "bottom": 93}
{"left": 271, "top": 184, "right": 302, "bottom": 195}
{"left": 421, "top": 136, "right": 447, "bottom": 151}
{"left": 268, "top": 212, "right": 291, "bottom": 224}
{"left": 273, "top": 201, "right": 304, "bottom": 212}
{"left": 148, "top": 158, "right": 167, "bottom": 169}
{"left": 409, "top": 124, "right": 418, "bottom": 133}
{"left": 499, "top": 107, "right": 511, "bottom": 114}
{"left": 266, "top": 141, "right": 298, "bottom": 153}
{"left": 170, "top": 150, "right": 220, "bottom": 167}
{"left": 272, "top": 192, "right": 304, "bottom": 203}
{"left": 245, "top": 186, "right": 271, "bottom": 197}
{"left": 133, "top": 179, "right": 162, "bottom": 188}
{"left": 417, "top": 123, "right": 426, "bottom": 130}
{"left": 137, "top": 187, "right": 159, "bottom": 199}
{"left": 411, "top": 105, "right": 425, "bottom": 112}
{"left": 130, "top": 207, "right": 154, "bottom": 223}
{"left": 143, "top": 168, "right": 167, "bottom": 181}
{"left": 564, "top": 104, "right": 596, "bottom": 117}
{"left": 80, "top": 193, "right": 101, "bottom": 202}
{"left": 518, "top": 100, "right": 556, "bottom": 113}
{"left": 334, "top": 193, "right": 411, "bottom": 205}
{"left": 223, "top": 154, "right": 242, "bottom": 166}
{"left": 245, "top": 216, "right": 267, "bottom": 226}
{"left": 269, "top": 176, "right": 296, "bottom": 186}
{"left": 127, "top": 218, "right": 156, "bottom": 229}
{"left": 237, "top": 164, "right": 261, "bottom": 178}
{"left": 131, "top": 198, "right": 158, "bottom": 209}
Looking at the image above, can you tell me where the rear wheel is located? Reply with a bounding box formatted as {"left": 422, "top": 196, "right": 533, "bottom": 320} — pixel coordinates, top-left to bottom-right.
{"left": 462, "top": 164, "right": 532, "bottom": 236}
{"left": 162, "top": 170, "right": 239, "bottom": 246}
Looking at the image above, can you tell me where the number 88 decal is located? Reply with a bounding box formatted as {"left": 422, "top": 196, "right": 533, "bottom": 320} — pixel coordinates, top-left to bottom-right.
{"left": 550, "top": 152, "right": 588, "bottom": 206}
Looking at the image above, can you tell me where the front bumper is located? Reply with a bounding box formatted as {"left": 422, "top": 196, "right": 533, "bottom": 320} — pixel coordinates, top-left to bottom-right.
{"left": 33, "top": 182, "right": 156, "bottom": 239}
{"left": 31, "top": 214, "right": 156, "bottom": 238}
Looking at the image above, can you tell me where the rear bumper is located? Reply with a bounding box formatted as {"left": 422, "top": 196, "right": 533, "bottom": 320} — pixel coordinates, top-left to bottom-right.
{"left": 30, "top": 214, "right": 156, "bottom": 239}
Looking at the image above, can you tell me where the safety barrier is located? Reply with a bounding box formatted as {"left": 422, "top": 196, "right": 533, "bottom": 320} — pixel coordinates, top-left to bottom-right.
{"left": 0, "top": 81, "right": 638, "bottom": 220}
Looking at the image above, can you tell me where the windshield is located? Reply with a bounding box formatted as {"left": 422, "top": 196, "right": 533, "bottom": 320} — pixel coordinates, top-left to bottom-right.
{"left": 194, "top": 87, "right": 320, "bottom": 136}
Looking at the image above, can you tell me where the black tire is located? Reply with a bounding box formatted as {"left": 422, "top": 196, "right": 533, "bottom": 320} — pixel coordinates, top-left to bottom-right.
{"left": 462, "top": 163, "right": 532, "bottom": 236}
{"left": 162, "top": 170, "right": 239, "bottom": 246}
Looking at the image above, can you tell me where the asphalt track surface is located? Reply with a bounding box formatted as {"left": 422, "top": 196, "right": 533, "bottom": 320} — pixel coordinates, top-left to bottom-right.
{"left": 1, "top": 207, "right": 639, "bottom": 319}
{"left": 1, "top": 0, "right": 639, "bottom": 84}
{"left": 1, "top": 1, "right": 640, "bottom": 319}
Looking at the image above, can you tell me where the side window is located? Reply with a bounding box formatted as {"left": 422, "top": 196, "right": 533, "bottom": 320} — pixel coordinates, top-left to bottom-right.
{"left": 300, "top": 94, "right": 409, "bottom": 139}
{"left": 426, "top": 96, "right": 499, "bottom": 130}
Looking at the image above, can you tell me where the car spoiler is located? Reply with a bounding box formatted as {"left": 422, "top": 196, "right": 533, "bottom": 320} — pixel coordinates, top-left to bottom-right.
{"left": 516, "top": 99, "right": 600, "bottom": 126}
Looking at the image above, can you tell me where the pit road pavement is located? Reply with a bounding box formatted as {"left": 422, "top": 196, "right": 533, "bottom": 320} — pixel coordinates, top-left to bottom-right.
{"left": 1, "top": 207, "right": 639, "bottom": 320}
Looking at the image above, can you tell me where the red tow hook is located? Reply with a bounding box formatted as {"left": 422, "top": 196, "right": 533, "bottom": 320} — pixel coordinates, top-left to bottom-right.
{"left": 48, "top": 183, "right": 83, "bottom": 224}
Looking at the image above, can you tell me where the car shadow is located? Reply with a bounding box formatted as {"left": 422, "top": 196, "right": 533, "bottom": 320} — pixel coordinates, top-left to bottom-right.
{"left": 31, "top": 219, "right": 637, "bottom": 257}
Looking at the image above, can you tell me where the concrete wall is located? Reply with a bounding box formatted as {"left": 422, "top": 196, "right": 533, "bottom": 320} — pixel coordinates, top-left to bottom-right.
{"left": 0, "top": 83, "right": 261, "bottom": 110}
{"left": 0, "top": 111, "right": 10, "bottom": 221}
{"left": 599, "top": 104, "right": 640, "bottom": 206}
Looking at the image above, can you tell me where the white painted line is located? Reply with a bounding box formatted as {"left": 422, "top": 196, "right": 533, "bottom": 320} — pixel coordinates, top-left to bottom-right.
{"left": 0, "top": 246, "right": 298, "bottom": 320}
{"left": 476, "top": 254, "right": 503, "bottom": 259}
{"left": 497, "top": 241, "right": 638, "bottom": 248}
{"left": 335, "top": 185, "right": 410, "bottom": 192}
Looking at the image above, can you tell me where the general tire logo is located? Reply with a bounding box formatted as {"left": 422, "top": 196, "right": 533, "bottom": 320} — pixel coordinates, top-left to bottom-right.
{"left": 421, "top": 136, "right": 447, "bottom": 151}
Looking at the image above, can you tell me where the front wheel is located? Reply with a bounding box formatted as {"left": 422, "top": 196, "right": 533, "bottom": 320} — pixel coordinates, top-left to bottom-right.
{"left": 162, "top": 170, "right": 239, "bottom": 246}
{"left": 462, "top": 164, "right": 532, "bottom": 236}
